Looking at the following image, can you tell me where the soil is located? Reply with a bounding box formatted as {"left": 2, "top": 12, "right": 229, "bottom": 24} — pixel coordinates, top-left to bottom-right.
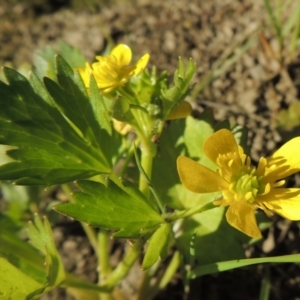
{"left": 1, "top": 0, "right": 300, "bottom": 299}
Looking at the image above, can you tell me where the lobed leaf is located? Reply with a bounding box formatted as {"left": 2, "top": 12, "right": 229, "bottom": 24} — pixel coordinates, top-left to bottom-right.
{"left": 27, "top": 214, "right": 65, "bottom": 289}
{"left": 54, "top": 180, "right": 164, "bottom": 238}
{"left": 0, "top": 258, "right": 41, "bottom": 300}
{"left": 0, "top": 66, "right": 111, "bottom": 185}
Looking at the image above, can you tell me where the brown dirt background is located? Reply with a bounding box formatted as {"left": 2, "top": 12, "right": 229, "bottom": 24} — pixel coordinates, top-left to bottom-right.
{"left": 1, "top": 0, "right": 300, "bottom": 299}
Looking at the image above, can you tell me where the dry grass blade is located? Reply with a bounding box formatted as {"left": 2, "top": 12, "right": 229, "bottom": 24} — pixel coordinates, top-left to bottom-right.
{"left": 190, "top": 28, "right": 258, "bottom": 101}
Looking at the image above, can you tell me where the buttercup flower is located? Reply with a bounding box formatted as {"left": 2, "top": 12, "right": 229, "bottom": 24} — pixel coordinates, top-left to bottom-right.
{"left": 177, "top": 129, "right": 300, "bottom": 238}
{"left": 77, "top": 44, "right": 191, "bottom": 135}
{"left": 78, "top": 44, "right": 150, "bottom": 93}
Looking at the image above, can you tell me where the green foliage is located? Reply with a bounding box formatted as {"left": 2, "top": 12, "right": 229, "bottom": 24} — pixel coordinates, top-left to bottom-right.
{"left": 27, "top": 214, "right": 65, "bottom": 289}
{"left": 152, "top": 113, "right": 253, "bottom": 264}
{"left": 190, "top": 253, "right": 300, "bottom": 278}
{"left": 0, "top": 227, "right": 46, "bottom": 285}
{"left": 0, "top": 40, "right": 299, "bottom": 300}
{"left": 0, "top": 258, "right": 42, "bottom": 300}
{"left": 152, "top": 110, "right": 245, "bottom": 209}
{"left": 0, "top": 61, "right": 114, "bottom": 185}
{"left": 0, "top": 215, "right": 65, "bottom": 299}
{"left": 54, "top": 180, "right": 164, "bottom": 238}
{"left": 33, "top": 41, "right": 87, "bottom": 80}
{"left": 142, "top": 223, "right": 171, "bottom": 269}
{"left": 161, "top": 58, "right": 197, "bottom": 120}
{"left": 0, "top": 182, "right": 29, "bottom": 223}
{"left": 176, "top": 208, "right": 250, "bottom": 265}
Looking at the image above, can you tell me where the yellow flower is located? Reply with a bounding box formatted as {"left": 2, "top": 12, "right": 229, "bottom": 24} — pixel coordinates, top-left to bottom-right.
{"left": 78, "top": 44, "right": 150, "bottom": 93}
{"left": 177, "top": 129, "right": 300, "bottom": 238}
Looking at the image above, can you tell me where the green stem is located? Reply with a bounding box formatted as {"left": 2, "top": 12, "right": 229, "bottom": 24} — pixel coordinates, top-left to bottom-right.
{"left": 118, "top": 86, "right": 139, "bottom": 105}
{"left": 82, "top": 223, "right": 98, "bottom": 253}
{"left": 102, "top": 240, "right": 142, "bottom": 290}
{"left": 165, "top": 202, "right": 216, "bottom": 222}
{"left": 137, "top": 261, "right": 160, "bottom": 300}
{"left": 63, "top": 240, "right": 141, "bottom": 294}
{"left": 98, "top": 228, "right": 113, "bottom": 300}
{"left": 118, "top": 139, "right": 137, "bottom": 177}
{"left": 138, "top": 140, "right": 156, "bottom": 200}
{"left": 158, "top": 251, "right": 181, "bottom": 289}
{"left": 98, "top": 229, "right": 112, "bottom": 283}
{"left": 134, "top": 144, "right": 165, "bottom": 213}
{"left": 63, "top": 272, "right": 111, "bottom": 293}
{"left": 139, "top": 251, "right": 181, "bottom": 300}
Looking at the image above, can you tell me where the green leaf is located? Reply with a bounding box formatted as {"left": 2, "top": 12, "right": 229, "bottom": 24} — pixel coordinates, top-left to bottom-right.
{"left": 0, "top": 257, "right": 41, "bottom": 300}
{"left": 111, "top": 94, "right": 132, "bottom": 122}
{"left": 0, "top": 224, "right": 54, "bottom": 299}
{"left": 0, "top": 182, "right": 29, "bottom": 223}
{"left": 59, "top": 41, "right": 87, "bottom": 68}
{"left": 0, "top": 67, "right": 111, "bottom": 185}
{"left": 152, "top": 118, "right": 185, "bottom": 208}
{"left": 89, "top": 74, "right": 112, "bottom": 135}
{"left": 0, "top": 227, "right": 46, "bottom": 284}
{"left": 33, "top": 46, "right": 57, "bottom": 80}
{"left": 190, "top": 253, "right": 300, "bottom": 278}
{"left": 160, "top": 57, "right": 197, "bottom": 119}
{"left": 183, "top": 111, "right": 215, "bottom": 165}
{"left": 33, "top": 42, "right": 86, "bottom": 81}
{"left": 52, "top": 55, "right": 112, "bottom": 142}
{"left": 152, "top": 113, "right": 215, "bottom": 209}
{"left": 176, "top": 206, "right": 250, "bottom": 265}
{"left": 27, "top": 214, "right": 65, "bottom": 289}
{"left": 54, "top": 180, "right": 164, "bottom": 238}
{"left": 142, "top": 223, "right": 171, "bottom": 270}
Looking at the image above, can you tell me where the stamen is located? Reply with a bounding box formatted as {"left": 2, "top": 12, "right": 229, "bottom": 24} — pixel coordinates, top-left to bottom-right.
{"left": 263, "top": 183, "right": 271, "bottom": 194}
{"left": 273, "top": 180, "right": 285, "bottom": 187}
{"left": 245, "top": 191, "right": 252, "bottom": 200}
{"left": 246, "top": 156, "right": 251, "bottom": 167}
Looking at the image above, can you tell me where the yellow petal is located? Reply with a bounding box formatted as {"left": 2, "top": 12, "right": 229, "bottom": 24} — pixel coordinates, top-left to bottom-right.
{"left": 111, "top": 44, "right": 132, "bottom": 67}
{"left": 133, "top": 53, "right": 150, "bottom": 76}
{"left": 167, "top": 101, "right": 192, "bottom": 120}
{"left": 262, "top": 188, "right": 300, "bottom": 220}
{"left": 203, "top": 129, "right": 239, "bottom": 165}
{"left": 267, "top": 137, "right": 300, "bottom": 179}
{"left": 177, "top": 156, "right": 227, "bottom": 193}
{"left": 226, "top": 201, "right": 262, "bottom": 238}
{"left": 77, "top": 62, "right": 92, "bottom": 88}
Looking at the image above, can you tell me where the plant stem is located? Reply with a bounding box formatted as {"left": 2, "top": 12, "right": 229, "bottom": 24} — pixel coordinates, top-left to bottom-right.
{"left": 63, "top": 240, "right": 142, "bottom": 294}
{"left": 102, "top": 240, "right": 142, "bottom": 290}
{"left": 82, "top": 223, "right": 98, "bottom": 253}
{"left": 136, "top": 261, "right": 160, "bottom": 300}
{"left": 134, "top": 144, "right": 165, "bottom": 214}
{"left": 158, "top": 251, "right": 181, "bottom": 289}
{"left": 98, "top": 229, "right": 112, "bottom": 283}
{"left": 138, "top": 140, "right": 156, "bottom": 200}
{"left": 139, "top": 251, "right": 181, "bottom": 300}
{"left": 165, "top": 202, "right": 216, "bottom": 222}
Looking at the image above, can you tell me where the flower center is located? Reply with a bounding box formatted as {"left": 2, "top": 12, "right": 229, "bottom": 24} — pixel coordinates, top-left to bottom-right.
{"left": 231, "top": 168, "right": 264, "bottom": 203}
